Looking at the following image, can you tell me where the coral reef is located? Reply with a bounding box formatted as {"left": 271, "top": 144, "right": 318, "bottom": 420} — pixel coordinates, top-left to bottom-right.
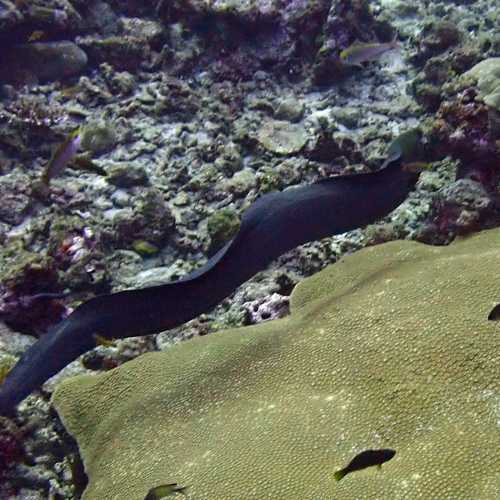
{"left": 2, "top": 41, "right": 87, "bottom": 84}
{"left": 0, "top": 256, "right": 67, "bottom": 335}
{"left": 413, "top": 56, "right": 500, "bottom": 242}
{"left": 52, "top": 228, "right": 500, "bottom": 499}
{"left": 313, "top": 0, "right": 393, "bottom": 84}
{"left": 101, "top": 188, "right": 175, "bottom": 249}
{"left": 0, "top": 416, "right": 23, "bottom": 482}
{"left": 242, "top": 292, "right": 289, "bottom": 324}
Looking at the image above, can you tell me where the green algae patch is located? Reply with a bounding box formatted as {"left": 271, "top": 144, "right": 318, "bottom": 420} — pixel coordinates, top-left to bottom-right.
{"left": 52, "top": 229, "right": 500, "bottom": 500}
{"left": 206, "top": 208, "right": 240, "bottom": 255}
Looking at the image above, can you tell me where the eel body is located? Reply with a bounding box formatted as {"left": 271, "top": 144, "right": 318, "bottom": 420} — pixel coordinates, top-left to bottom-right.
{"left": 0, "top": 160, "right": 418, "bottom": 416}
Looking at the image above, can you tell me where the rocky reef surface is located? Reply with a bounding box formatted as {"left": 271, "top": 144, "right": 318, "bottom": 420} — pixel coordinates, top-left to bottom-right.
{"left": 0, "top": 0, "right": 499, "bottom": 497}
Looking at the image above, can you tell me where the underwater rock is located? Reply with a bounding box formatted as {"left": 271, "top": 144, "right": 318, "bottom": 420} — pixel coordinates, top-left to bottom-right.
{"left": 0, "top": 255, "right": 65, "bottom": 336}
{"left": 156, "top": 0, "right": 329, "bottom": 79}
{"left": 206, "top": 208, "right": 240, "bottom": 255}
{"left": 410, "top": 32, "right": 481, "bottom": 113}
{"left": 3, "top": 41, "right": 87, "bottom": 84}
{"left": 160, "top": 0, "right": 326, "bottom": 28}
{"left": 78, "top": 0, "right": 120, "bottom": 36}
{"left": 418, "top": 21, "right": 462, "bottom": 60}
{"left": 119, "top": 17, "right": 165, "bottom": 49}
{"left": 106, "top": 162, "right": 149, "bottom": 188}
{"left": 0, "top": 172, "right": 32, "bottom": 225}
{"left": 102, "top": 189, "right": 175, "bottom": 248}
{"left": 257, "top": 120, "right": 308, "bottom": 155}
{"left": 463, "top": 57, "right": 500, "bottom": 113}
{"left": 243, "top": 292, "right": 289, "bottom": 324}
{"left": 222, "top": 168, "right": 257, "bottom": 196}
{"left": 23, "top": 3, "right": 82, "bottom": 32}
{"left": 153, "top": 76, "right": 200, "bottom": 120}
{"left": 0, "top": 0, "right": 23, "bottom": 33}
{"left": 0, "top": 414, "right": 24, "bottom": 481}
{"left": 52, "top": 228, "right": 500, "bottom": 499}
{"left": 426, "top": 65, "right": 500, "bottom": 187}
{"left": 274, "top": 98, "right": 304, "bottom": 123}
{"left": 428, "top": 179, "right": 495, "bottom": 238}
{"left": 77, "top": 35, "right": 148, "bottom": 71}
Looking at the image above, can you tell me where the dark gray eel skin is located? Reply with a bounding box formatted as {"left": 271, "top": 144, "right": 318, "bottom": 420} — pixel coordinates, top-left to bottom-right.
{"left": 0, "top": 159, "right": 418, "bottom": 416}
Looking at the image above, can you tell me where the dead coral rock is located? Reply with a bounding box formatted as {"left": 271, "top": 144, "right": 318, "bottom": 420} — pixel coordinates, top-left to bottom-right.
{"left": 243, "top": 292, "right": 290, "bottom": 324}
{"left": 3, "top": 41, "right": 87, "bottom": 84}
{"left": 463, "top": 58, "right": 500, "bottom": 114}
{"left": 158, "top": 0, "right": 329, "bottom": 79}
{"left": 427, "top": 82, "right": 500, "bottom": 187}
{"left": 119, "top": 17, "right": 166, "bottom": 49}
{"left": 0, "top": 172, "right": 32, "bottom": 225}
{"left": 77, "top": 35, "right": 148, "bottom": 71}
{"left": 414, "top": 20, "right": 463, "bottom": 64}
{"left": 0, "top": 256, "right": 65, "bottom": 336}
{"left": 102, "top": 189, "right": 175, "bottom": 248}
{"left": 0, "top": 0, "right": 23, "bottom": 33}
{"left": 106, "top": 162, "right": 149, "bottom": 188}
{"left": 429, "top": 179, "right": 495, "bottom": 236}
{"left": 257, "top": 120, "right": 308, "bottom": 155}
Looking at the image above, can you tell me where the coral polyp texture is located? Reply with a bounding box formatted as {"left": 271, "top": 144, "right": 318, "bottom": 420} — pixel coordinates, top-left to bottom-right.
{"left": 52, "top": 228, "right": 500, "bottom": 500}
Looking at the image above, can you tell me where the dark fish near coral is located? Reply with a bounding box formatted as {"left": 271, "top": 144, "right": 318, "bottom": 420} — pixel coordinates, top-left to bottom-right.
{"left": 340, "top": 36, "right": 400, "bottom": 66}
{"left": 487, "top": 304, "right": 500, "bottom": 320}
{"left": 0, "top": 135, "right": 422, "bottom": 416}
{"left": 69, "top": 155, "right": 107, "bottom": 177}
{"left": 385, "top": 128, "right": 421, "bottom": 163}
{"left": 145, "top": 483, "right": 188, "bottom": 499}
{"left": 41, "top": 128, "right": 81, "bottom": 185}
{"left": 382, "top": 128, "right": 428, "bottom": 173}
{"left": 334, "top": 448, "right": 396, "bottom": 481}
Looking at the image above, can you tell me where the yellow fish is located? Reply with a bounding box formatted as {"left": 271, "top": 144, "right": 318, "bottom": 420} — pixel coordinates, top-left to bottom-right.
{"left": 28, "top": 30, "right": 45, "bottom": 42}
{"left": 93, "top": 333, "right": 116, "bottom": 348}
{"left": 41, "top": 128, "right": 82, "bottom": 185}
{"left": 340, "top": 36, "right": 400, "bottom": 66}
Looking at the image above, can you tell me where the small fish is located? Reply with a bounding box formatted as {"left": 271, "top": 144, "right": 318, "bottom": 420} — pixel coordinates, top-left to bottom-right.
{"left": 487, "top": 304, "right": 500, "bottom": 320}
{"left": 0, "top": 355, "right": 17, "bottom": 385}
{"left": 401, "top": 161, "right": 431, "bottom": 173}
{"left": 340, "top": 36, "right": 400, "bottom": 66}
{"left": 69, "top": 155, "right": 107, "bottom": 176}
{"left": 29, "top": 292, "right": 70, "bottom": 301}
{"left": 334, "top": 448, "right": 396, "bottom": 481}
{"left": 28, "top": 30, "right": 45, "bottom": 42}
{"left": 382, "top": 128, "right": 424, "bottom": 169}
{"left": 41, "top": 128, "right": 82, "bottom": 185}
{"left": 93, "top": 333, "right": 116, "bottom": 348}
{"left": 144, "top": 483, "right": 188, "bottom": 499}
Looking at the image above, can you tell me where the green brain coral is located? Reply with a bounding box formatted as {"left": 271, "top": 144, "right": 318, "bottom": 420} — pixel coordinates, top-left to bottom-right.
{"left": 52, "top": 229, "right": 500, "bottom": 499}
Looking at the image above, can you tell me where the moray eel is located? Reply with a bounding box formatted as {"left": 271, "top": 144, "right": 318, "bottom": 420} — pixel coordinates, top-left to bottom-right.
{"left": 0, "top": 154, "right": 420, "bottom": 416}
